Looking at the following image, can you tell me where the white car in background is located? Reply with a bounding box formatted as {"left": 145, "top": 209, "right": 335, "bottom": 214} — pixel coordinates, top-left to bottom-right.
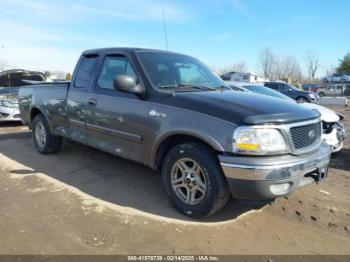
{"left": 0, "top": 87, "right": 21, "bottom": 122}
{"left": 322, "top": 73, "right": 350, "bottom": 83}
{"left": 226, "top": 81, "right": 346, "bottom": 153}
{"left": 0, "top": 98, "right": 21, "bottom": 122}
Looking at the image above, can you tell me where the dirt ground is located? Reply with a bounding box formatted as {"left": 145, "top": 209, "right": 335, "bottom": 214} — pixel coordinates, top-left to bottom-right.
{"left": 0, "top": 106, "right": 349, "bottom": 255}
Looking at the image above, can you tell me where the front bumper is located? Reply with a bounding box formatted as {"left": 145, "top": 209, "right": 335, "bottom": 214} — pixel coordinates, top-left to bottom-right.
{"left": 310, "top": 95, "right": 320, "bottom": 103}
{"left": 0, "top": 108, "right": 21, "bottom": 122}
{"left": 219, "top": 143, "right": 331, "bottom": 200}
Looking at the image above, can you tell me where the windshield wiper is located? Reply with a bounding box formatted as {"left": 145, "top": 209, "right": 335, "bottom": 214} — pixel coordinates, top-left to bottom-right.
{"left": 214, "top": 85, "right": 230, "bottom": 91}
{"left": 159, "top": 84, "right": 216, "bottom": 91}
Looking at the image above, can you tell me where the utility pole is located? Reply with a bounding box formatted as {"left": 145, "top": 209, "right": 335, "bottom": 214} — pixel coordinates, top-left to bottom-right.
{"left": 161, "top": 6, "right": 169, "bottom": 51}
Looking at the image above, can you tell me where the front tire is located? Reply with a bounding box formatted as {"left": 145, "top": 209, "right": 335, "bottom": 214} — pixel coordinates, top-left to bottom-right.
{"left": 296, "top": 96, "right": 308, "bottom": 103}
{"left": 161, "top": 143, "right": 230, "bottom": 218}
{"left": 32, "top": 114, "right": 62, "bottom": 154}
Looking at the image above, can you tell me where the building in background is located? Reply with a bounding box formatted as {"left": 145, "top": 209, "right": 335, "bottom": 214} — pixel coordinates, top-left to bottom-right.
{"left": 220, "top": 71, "right": 268, "bottom": 83}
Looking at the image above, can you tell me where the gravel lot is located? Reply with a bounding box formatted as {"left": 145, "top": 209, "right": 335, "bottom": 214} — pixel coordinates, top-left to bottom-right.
{"left": 0, "top": 106, "right": 349, "bottom": 255}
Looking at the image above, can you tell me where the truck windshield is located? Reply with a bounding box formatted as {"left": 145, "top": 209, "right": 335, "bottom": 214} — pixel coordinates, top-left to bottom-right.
{"left": 136, "top": 51, "right": 227, "bottom": 91}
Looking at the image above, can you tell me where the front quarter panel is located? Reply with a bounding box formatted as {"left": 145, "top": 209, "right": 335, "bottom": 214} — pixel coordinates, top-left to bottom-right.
{"left": 145, "top": 103, "right": 238, "bottom": 168}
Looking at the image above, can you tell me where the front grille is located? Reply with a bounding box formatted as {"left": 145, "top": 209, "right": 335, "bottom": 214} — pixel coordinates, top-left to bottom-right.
{"left": 290, "top": 122, "right": 321, "bottom": 150}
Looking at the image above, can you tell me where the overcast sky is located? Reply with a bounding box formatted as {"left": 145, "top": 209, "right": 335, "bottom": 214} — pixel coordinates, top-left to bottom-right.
{"left": 0, "top": 0, "right": 349, "bottom": 74}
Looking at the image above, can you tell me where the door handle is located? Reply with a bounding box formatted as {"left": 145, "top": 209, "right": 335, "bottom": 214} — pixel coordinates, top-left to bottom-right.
{"left": 88, "top": 99, "right": 97, "bottom": 106}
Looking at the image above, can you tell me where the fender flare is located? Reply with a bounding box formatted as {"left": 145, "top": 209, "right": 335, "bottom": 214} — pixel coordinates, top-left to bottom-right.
{"left": 29, "top": 105, "right": 54, "bottom": 133}
{"left": 149, "top": 129, "right": 225, "bottom": 168}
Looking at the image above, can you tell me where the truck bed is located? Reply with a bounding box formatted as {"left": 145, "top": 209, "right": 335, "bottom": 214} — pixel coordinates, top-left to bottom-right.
{"left": 18, "top": 82, "right": 70, "bottom": 129}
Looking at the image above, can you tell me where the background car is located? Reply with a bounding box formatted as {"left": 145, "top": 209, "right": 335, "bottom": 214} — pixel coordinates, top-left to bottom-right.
{"left": 302, "top": 84, "right": 320, "bottom": 92}
{"left": 264, "top": 81, "right": 319, "bottom": 103}
{"left": 0, "top": 69, "right": 46, "bottom": 88}
{"left": 0, "top": 86, "right": 21, "bottom": 122}
{"left": 0, "top": 87, "right": 19, "bottom": 99}
{"left": 226, "top": 81, "right": 346, "bottom": 153}
{"left": 220, "top": 71, "right": 236, "bottom": 81}
{"left": 0, "top": 98, "right": 21, "bottom": 122}
{"left": 322, "top": 73, "right": 350, "bottom": 83}
{"left": 318, "top": 84, "right": 347, "bottom": 97}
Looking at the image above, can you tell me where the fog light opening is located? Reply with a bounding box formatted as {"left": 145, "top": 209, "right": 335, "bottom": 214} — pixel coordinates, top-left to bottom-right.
{"left": 269, "top": 183, "right": 291, "bottom": 195}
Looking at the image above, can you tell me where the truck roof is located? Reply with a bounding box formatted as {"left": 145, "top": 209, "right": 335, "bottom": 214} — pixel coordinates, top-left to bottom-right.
{"left": 83, "top": 47, "right": 181, "bottom": 56}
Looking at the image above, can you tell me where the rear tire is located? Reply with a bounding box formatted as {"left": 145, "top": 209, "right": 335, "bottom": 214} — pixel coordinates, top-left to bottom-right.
{"left": 161, "top": 142, "right": 230, "bottom": 218}
{"left": 32, "top": 114, "right": 62, "bottom": 154}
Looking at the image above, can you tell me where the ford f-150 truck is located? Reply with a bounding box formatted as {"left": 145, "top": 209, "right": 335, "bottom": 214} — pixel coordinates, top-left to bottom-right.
{"left": 19, "top": 48, "right": 331, "bottom": 218}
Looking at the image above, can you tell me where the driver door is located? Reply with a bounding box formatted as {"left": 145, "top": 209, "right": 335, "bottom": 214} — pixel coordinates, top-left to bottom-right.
{"left": 85, "top": 54, "right": 149, "bottom": 163}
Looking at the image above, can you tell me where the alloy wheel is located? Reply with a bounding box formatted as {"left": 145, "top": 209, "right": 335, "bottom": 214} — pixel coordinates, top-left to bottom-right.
{"left": 171, "top": 158, "right": 207, "bottom": 205}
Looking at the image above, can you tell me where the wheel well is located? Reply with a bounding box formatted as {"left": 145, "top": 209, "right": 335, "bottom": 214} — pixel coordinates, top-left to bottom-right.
{"left": 30, "top": 108, "right": 42, "bottom": 123}
{"left": 154, "top": 134, "right": 216, "bottom": 171}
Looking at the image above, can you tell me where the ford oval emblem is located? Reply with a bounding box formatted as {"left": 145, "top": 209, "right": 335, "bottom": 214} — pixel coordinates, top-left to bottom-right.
{"left": 308, "top": 130, "right": 316, "bottom": 139}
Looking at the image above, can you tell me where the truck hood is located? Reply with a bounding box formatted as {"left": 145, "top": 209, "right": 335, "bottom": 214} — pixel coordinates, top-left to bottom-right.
{"left": 299, "top": 103, "right": 340, "bottom": 123}
{"left": 154, "top": 90, "right": 320, "bottom": 125}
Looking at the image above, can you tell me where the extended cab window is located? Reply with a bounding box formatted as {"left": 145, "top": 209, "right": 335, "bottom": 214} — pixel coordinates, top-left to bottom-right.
{"left": 98, "top": 56, "right": 137, "bottom": 90}
{"left": 75, "top": 55, "right": 98, "bottom": 88}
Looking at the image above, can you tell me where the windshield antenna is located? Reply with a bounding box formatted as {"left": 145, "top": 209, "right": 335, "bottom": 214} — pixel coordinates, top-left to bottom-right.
{"left": 161, "top": 5, "right": 169, "bottom": 51}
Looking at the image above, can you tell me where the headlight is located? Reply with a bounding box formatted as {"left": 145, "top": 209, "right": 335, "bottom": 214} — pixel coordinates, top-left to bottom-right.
{"left": 233, "top": 127, "right": 289, "bottom": 155}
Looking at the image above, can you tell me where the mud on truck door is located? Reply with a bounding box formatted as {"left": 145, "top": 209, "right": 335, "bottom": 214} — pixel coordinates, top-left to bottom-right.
{"left": 85, "top": 54, "right": 149, "bottom": 163}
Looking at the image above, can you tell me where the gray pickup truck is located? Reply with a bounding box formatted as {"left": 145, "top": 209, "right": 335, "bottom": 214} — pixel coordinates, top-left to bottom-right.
{"left": 19, "top": 48, "right": 331, "bottom": 218}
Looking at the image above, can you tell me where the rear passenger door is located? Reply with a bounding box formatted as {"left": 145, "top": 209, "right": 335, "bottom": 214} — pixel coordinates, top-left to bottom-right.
{"left": 85, "top": 54, "right": 149, "bottom": 163}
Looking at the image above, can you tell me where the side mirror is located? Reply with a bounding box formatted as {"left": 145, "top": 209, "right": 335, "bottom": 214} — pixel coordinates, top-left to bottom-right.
{"left": 113, "top": 75, "right": 144, "bottom": 94}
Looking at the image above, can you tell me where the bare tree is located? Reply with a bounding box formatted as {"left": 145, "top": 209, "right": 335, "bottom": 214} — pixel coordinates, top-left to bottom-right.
{"left": 280, "top": 55, "right": 302, "bottom": 82}
{"left": 231, "top": 61, "right": 247, "bottom": 73}
{"left": 324, "top": 64, "right": 336, "bottom": 77}
{"left": 271, "top": 55, "right": 282, "bottom": 80}
{"left": 257, "top": 47, "right": 275, "bottom": 79}
{"left": 305, "top": 50, "right": 319, "bottom": 80}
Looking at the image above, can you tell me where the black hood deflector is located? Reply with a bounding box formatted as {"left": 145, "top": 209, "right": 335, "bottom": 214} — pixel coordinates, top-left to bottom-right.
{"left": 244, "top": 110, "right": 320, "bottom": 125}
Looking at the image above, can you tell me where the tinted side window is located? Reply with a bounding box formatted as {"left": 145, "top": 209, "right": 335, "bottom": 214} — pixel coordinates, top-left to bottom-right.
{"left": 279, "top": 84, "right": 288, "bottom": 91}
{"left": 9, "top": 73, "right": 24, "bottom": 87}
{"left": 75, "top": 56, "right": 98, "bottom": 88}
{"left": 0, "top": 73, "right": 9, "bottom": 87}
{"left": 97, "top": 56, "right": 137, "bottom": 90}
{"left": 265, "top": 83, "right": 278, "bottom": 90}
{"left": 24, "top": 74, "right": 45, "bottom": 81}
